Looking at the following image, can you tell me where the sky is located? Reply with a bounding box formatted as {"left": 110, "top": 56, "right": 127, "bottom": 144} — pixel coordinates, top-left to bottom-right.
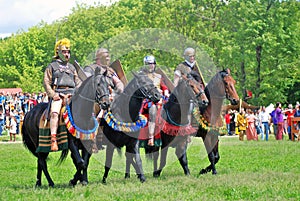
{"left": 0, "top": 0, "right": 118, "bottom": 38}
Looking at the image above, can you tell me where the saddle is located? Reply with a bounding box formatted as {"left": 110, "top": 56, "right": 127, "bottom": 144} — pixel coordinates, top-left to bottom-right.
{"left": 36, "top": 107, "right": 68, "bottom": 153}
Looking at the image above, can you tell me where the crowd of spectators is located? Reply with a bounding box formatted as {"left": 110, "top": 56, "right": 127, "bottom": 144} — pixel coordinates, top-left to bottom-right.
{"left": 223, "top": 101, "right": 300, "bottom": 141}
{"left": 0, "top": 91, "right": 49, "bottom": 140}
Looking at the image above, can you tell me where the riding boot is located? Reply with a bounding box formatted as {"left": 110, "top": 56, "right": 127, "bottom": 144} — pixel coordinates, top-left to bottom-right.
{"left": 51, "top": 134, "right": 58, "bottom": 151}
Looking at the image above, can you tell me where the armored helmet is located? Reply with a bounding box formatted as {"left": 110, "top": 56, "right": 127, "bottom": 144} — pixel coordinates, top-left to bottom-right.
{"left": 143, "top": 55, "right": 156, "bottom": 65}
{"left": 54, "top": 38, "right": 71, "bottom": 58}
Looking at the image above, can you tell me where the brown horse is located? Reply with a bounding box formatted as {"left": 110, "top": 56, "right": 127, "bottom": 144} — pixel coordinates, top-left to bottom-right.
{"left": 142, "top": 72, "right": 209, "bottom": 177}
{"left": 195, "top": 68, "right": 239, "bottom": 175}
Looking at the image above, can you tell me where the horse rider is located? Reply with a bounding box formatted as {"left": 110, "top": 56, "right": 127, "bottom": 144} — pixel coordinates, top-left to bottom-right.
{"left": 173, "top": 47, "right": 205, "bottom": 90}
{"left": 84, "top": 48, "right": 124, "bottom": 101}
{"left": 43, "top": 38, "right": 82, "bottom": 151}
{"left": 84, "top": 48, "right": 124, "bottom": 151}
{"left": 173, "top": 48, "right": 206, "bottom": 141}
{"left": 142, "top": 55, "right": 169, "bottom": 146}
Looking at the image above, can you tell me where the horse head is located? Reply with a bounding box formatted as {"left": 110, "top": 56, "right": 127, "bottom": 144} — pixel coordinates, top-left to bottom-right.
{"left": 220, "top": 68, "right": 239, "bottom": 105}
{"left": 94, "top": 68, "right": 110, "bottom": 110}
{"left": 132, "top": 71, "right": 162, "bottom": 104}
{"left": 183, "top": 73, "right": 209, "bottom": 107}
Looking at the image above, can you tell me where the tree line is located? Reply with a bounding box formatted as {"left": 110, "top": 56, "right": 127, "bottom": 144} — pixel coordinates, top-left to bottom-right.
{"left": 0, "top": 0, "right": 299, "bottom": 106}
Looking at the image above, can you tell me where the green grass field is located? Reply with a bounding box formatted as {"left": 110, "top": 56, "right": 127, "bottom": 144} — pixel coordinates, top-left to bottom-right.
{"left": 0, "top": 134, "right": 299, "bottom": 201}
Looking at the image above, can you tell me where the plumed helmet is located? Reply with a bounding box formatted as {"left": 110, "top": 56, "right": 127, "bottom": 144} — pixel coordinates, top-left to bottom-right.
{"left": 143, "top": 55, "right": 156, "bottom": 65}
{"left": 95, "top": 48, "right": 110, "bottom": 66}
{"left": 54, "top": 38, "right": 71, "bottom": 58}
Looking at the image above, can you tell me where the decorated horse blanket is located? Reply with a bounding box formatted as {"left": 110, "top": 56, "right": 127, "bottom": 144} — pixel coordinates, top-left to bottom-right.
{"left": 36, "top": 108, "right": 68, "bottom": 153}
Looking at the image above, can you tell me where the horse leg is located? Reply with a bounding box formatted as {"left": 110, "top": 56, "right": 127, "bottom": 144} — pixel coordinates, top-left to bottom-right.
{"left": 200, "top": 135, "right": 219, "bottom": 175}
{"left": 131, "top": 142, "right": 146, "bottom": 183}
{"left": 69, "top": 151, "right": 83, "bottom": 186}
{"left": 125, "top": 150, "right": 132, "bottom": 179}
{"left": 175, "top": 140, "right": 190, "bottom": 175}
{"left": 153, "top": 144, "right": 169, "bottom": 177}
{"left": 36, "top": 160, "right": 42, "bottom": 187}
{"left": 152, "top": 146, "right": 160, "bottom": 176}
{"left": 37, "top": 153, "right": 54, "bottom": 187}
{"left": 68, "top": 134, "right": 85, "bottom": 170}
{"left": 81, "top": 146, "right": 92, "bottom": 186}
{"left": 102, "top": 144, "right": 115, "bottom": 184}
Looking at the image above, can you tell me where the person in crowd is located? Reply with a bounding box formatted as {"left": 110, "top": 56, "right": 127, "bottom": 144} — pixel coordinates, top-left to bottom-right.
{"left": 9, "top": 113, "right": 17, "bottom": 142}
{"left": 254, "top": 109, "right": 263, "bottom": 138}
{"left": 284, "top": 104, "right": 295, "bottom": 140}
{"left": 237, "top": 109, "right": 248, "bottom": 141}
{"left": 293, "top": 103, "right": 300, "bottom": 139}
{"left": 259, "top": 106, "right": 271, "bottom": 141}
{"left": 275, "top": 102, "right": 285, "bottom": 140}
{"left": 43, "top": 38, "right": 82, "bottom": 151}
{"left": 246, "top": 109, "right": 258, "bottom": 140}
{"left": 140, "top": 55, "right": 169, "bottom": 146}
{"left": 229, "top": 110, "right": 236, "bottom": 135}
{"left": 270, "top": 107, "right": 278, "bottom": 138}
{"left": 224, "top": 110, "right": 231, "bottom": 135}
{"left": 0, "top": 110, "right": 4, "bottom": 136}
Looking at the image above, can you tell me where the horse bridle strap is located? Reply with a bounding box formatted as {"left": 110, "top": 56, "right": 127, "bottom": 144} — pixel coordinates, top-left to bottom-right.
{"left": 78, "top": 94, "right": 95, "bottom": 102}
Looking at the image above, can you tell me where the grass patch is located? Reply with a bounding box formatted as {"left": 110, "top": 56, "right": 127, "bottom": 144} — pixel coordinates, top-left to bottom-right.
{"left": 0, "top": 136, "right": 299, "bottom": 200}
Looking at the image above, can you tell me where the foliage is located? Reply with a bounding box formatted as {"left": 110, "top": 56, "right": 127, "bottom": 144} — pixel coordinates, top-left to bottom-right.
{"left": 0, "top": 0, "right": 299, "bottom": 106}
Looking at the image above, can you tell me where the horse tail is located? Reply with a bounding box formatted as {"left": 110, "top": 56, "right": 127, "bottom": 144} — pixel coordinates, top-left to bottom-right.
{"left": 57, "top": 149, "right": 69, "bottom": 165}
{"left": 22, "top": 113, "right": 39, "bottom": 158}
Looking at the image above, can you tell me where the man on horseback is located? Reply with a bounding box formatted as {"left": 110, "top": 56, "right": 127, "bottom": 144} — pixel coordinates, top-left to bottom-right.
{"left": 84, "top": 48, "right": 124, "bottom": 99}
{"left": 84, "top": 48, "right": 124, "bottom": 151}
{"left": 141, "top": 55, "right": 169, "bottom": 146}
{"left": 43, "top": 38, "right": 82, "bottom": 151}
{"left": 174, "top": 47, "right": 205, "bottom": 90}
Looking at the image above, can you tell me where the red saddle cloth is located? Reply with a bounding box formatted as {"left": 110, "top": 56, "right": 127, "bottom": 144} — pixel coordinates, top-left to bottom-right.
{"left": 139, "top": 102, "right": 197, "bottom": 139}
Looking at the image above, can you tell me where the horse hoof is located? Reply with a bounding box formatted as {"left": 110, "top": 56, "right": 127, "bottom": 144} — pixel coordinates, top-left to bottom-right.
{"left": 184, "top": 169, "right": 190, "bottom": 176}
{"left": 48, "top": 183, "right": 55, "bottom": 188}
{"left": 199, "top": 169, "right": 207, "bottom": 175}
{"left": 137, "top": 174, "right": 146, "bottom": 183}
{"left": 125, "top": 173, "right": 130, "bottom": 179}
{"left": 153, "top": 170, "right": 161, "bottom": 178}
{"left": 212, "top": 170, "right": 217, "bottom": 175}
{"left": 81, "top": 181, "right": 88, "bottom": 186}
{"left": 69, "top": 179, "right": 77, "bottom": 187}
{"left": 102, "top": 177, "right": 107, "bottom": 184}
{"left": 35, "top": 180, "right": 42, "bottom": 188}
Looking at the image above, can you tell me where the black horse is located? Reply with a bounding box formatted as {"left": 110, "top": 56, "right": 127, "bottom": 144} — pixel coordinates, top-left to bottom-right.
{"left": 100, "top": 71, "right": 162, "bottom": 184}
{"left": 195, "top": 68, "right": 239, "bottom": 175}
{"left": 22, "top": 70, "right": 110, "bottom": 187}
{"left": 146, "top": 73, "right": 208, "bottom": 177}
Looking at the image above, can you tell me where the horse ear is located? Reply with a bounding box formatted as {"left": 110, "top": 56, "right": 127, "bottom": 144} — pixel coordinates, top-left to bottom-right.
{"left": 95, "top": 67, "right": 101, "bottom": 75}
{"left": 226, "top": 68, "right": 231, "bottom": 75}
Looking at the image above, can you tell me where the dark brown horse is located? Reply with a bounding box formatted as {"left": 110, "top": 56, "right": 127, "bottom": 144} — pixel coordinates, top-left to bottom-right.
{"left": 22, "top": 70, "right": 110, "bottom": 187}
{"left": 138, "top": 72, "right": 209, "bottom": 177}
{"left": 100, "top": 71, "right": 162, "bottom": 184}
{"left": 195, "top": 68, "right": 239, "bottom": 175}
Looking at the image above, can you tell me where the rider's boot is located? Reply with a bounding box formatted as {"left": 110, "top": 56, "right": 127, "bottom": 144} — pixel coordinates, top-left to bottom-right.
{"left": 51, "top": 134, "right": 58, "bottom": 151}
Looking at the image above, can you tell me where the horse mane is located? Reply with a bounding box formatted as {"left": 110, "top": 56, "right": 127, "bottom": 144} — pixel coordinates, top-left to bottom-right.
{"left": 71, "top": 74, "right": 97, "bottom": 131}
{"left": 111, "top": 71, "right": 150, "bottom": 122}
